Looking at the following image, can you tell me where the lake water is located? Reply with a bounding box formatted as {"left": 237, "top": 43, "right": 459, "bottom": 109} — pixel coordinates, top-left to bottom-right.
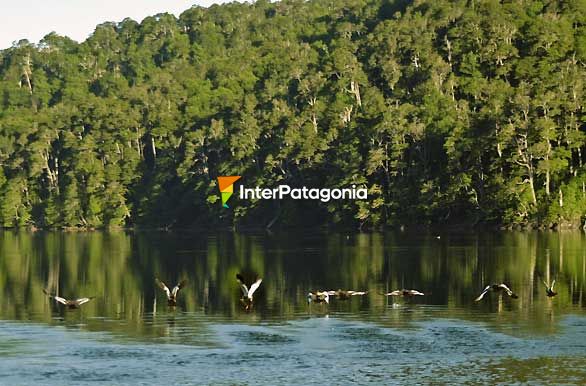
{"left": 0, "top": 230, "right": 585, "bottom": 384}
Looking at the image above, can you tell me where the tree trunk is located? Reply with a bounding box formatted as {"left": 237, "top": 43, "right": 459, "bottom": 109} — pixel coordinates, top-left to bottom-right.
{"left": 350, "top": 80, "right": 361, "bottom": 107}
{"left": 151, "top": 137, "right": 157, "bottom": 159}
{"left": 545, "top": 140, "right": 551, "bottom": 196}
{"left": 528, "top": 174, "right": 537, "bottom": 205}
{"left": 22, "top": 54, "right": 33, "bottom": 95}
{"left": 136, "top": 127, "right": 143, "bottom": 158}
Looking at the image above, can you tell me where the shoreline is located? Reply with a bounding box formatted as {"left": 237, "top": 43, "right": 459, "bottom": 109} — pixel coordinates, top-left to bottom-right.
{"left": 6, "top": 221, "right": 586, "bottom": 233}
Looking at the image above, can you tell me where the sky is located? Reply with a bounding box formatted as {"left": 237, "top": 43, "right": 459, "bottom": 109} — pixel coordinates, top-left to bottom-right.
{"left": 0, "top": 0, "right": 232, "bottom": 49}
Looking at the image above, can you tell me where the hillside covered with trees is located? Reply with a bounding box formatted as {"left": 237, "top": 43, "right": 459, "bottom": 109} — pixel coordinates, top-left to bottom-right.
{"left": 0, "top": 0, "right": 584, "bottom": 229}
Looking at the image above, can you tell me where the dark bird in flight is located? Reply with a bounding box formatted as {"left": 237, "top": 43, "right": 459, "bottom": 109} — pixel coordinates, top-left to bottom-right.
{"left": 155, "top": 278, "right": 187, "bottom": 306}
{"left": 236, "top": 274, "right": 262, "bottom": 310}
{"left": 307, "top": 291, "right": 330, "bottom": 304}
{"left": 384, "top": 289, "right": 425, "bottom": 297}
{"left": 541, "top": 278, "right": 557, "bottom": 297}
{"left": 475, "top": 284, "right": 518, "bottom": 301}
{"left": 43, "top": 289, "right": 94, "bottom": 309}
{"left": 326, "top": 289, "right": 368, "bottom": 300}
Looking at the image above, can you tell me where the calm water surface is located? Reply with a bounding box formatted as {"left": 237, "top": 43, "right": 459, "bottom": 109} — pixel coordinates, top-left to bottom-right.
{"left": 0, "top": 230, "right": 585, "bottom": 384}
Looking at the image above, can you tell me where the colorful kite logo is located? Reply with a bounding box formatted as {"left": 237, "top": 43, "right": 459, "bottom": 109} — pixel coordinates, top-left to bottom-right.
{"left": 217, "top": 176, "right": 241, "bottom": 208}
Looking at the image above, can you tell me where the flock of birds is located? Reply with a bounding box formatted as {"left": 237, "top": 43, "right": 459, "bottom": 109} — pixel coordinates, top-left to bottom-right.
{"left": 308, "top": 279, "right": 557, "bottom": 305}
{"left": 41, "top": 275, "right": 558, "bottom": 310}
{"left": 41, "top": 274, "right": 264, "bottom": 311}
{"left": 306, "top": 289, "right": 422, "bottom": 304}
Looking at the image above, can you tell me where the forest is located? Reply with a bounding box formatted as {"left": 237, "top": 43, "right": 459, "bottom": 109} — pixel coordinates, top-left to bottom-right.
{"left": 0, "top": 0, "right": 584, "bottom": 229}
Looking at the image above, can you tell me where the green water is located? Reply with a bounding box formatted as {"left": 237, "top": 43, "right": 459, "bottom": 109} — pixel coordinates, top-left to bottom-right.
{"left": 0, "top": 230, "right": 585, "bottom": 384}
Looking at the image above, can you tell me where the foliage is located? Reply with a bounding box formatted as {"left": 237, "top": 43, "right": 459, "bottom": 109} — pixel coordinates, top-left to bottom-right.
{"left": 0, "top": 0, "right": 584, "bottom": 229}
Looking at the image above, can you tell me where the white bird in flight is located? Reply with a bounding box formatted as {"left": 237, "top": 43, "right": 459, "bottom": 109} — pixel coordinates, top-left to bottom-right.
{"left": 236, "top": 274, "right": 262, "bottom": 310}
{"left": 307, "top": 291, "right": 330, "bottom": 304}
{"left": 155, "top": 278, "right": 187, "bottom": 306}
{"left": 384, "top": 289, "right": 425, "bottom": 297}
{"left": 474, "top": 283, "right": 518, "bottom": 301}
{"left": 43, "top": 289, "right": 94, "bottom": 309}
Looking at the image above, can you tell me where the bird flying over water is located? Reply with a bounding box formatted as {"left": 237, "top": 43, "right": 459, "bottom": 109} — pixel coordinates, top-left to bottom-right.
{"left": 474, "top": 283, "right": 518, "bottom": 301}
{"left": 541, "top": 278, "right": 557, "bottom": 297}
{"left": 326, "top": 289, "right": 368, "bottom": 300}
{"left": 307, "top": 291, "right": 330, "bottom": 304}
{"left": 43, "top": 289, "right": 94, "bottom": 309}
{"left": 155, "top": 278, "right": 187, "bottom": 306}
{"left": 236, "top": 274, "right": 262, "bottom": 310}
{"left": 384, "top": 289, "right": 425, "bottom": 297}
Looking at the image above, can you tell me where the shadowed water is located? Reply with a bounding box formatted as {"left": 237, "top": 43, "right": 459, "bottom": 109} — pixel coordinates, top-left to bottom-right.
{"left": 0, "top": 230, "right": 585, "bottom": 384}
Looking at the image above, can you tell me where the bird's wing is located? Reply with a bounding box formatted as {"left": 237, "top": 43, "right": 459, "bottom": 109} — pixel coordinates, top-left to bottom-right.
{"left": 53, "top": 296, "right": 69, "bottom": 305}
{"left": 410, "top": 290, "right": 425, "bottom": 296}
{"left": 551, "top": 279, "right": 555, "bottom": 290}
{"left": 498, "top": 283, "right": 514, "bottom": 296}
{"left": 75, "top": 297, "right": 94, "bottom": 305}
{"left": 155, "top": 278, "right": 171, "bottom": 299}
{"left": 326, "top": 290, "right": 337, "bottom": 295}
{"left": 248, "top": 279, "right": 262, "bottom": 298}
{"left": 474, "top": 286, "right": 491, "bottom": 302}
{"left": 236, "top": 274, "right": 249, "bottom": 296}
{"left": 172, "top": 280, "right": 187, "bottom": 297}
{"left": 385, "top": 290, "right": 401, "bottom": 296}
{"left": 350, "top": 291, "right": 368, "bottom": 296}
{"left": 43, "top": 289, "right": 69, "bottom": 305}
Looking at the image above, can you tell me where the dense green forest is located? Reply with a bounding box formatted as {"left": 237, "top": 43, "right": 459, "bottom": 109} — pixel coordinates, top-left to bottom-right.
{"left": 0, "top": 0, "right": 585, "bottom": 229}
